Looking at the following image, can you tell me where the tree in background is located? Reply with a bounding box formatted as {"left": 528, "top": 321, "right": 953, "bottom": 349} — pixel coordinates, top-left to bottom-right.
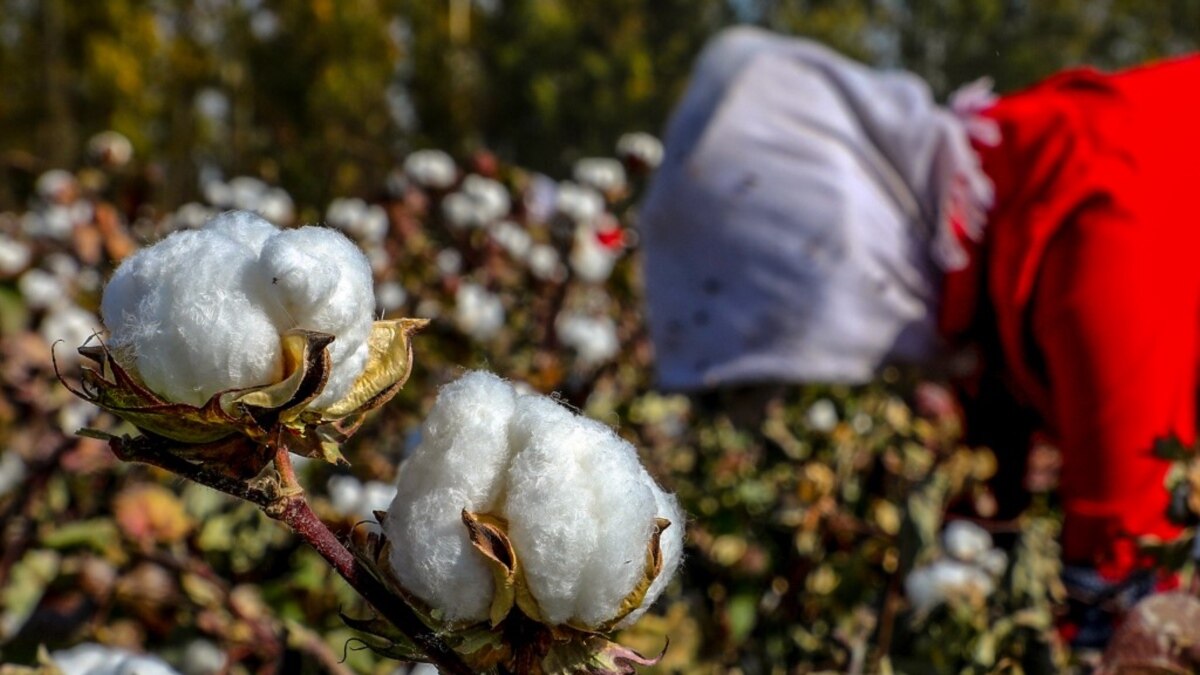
{"left": 0, "top": 0, "right": 1197, "bottom": 212}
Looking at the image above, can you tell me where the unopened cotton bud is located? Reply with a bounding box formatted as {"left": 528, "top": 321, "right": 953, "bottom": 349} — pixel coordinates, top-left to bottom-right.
{"left": 454, "top": 282, "right": 505, "bottom": 341}
{"left": 616, "top": 132, "right": 664, "bottom": 169}
{"left": 100, "top": 211, "right": 374, "bottom": 409}
{"left": 404, "top": 149, "right": 457, "bottom": 189}
{"left": 942, "top": 520, "right": 993, "bottom": 563}
{"left": 386, "top": 371, "right": 685, "bottom": 629}
{"left": 573, "top": 158, "right": 627, "bottom": 195}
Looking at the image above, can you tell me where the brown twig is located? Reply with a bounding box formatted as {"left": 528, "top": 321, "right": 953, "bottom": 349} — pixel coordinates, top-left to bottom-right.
{"left": 113, "top": 436, "right": 474, "bottom": 675}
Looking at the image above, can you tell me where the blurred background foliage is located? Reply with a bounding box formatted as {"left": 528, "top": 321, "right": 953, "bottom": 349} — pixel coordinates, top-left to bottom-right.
{"left": 2, "top": 0, "right": 1198, "bottom": 213}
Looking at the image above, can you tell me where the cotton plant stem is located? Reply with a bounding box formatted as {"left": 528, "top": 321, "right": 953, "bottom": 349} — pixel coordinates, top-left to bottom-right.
{"left": 112, "top": 436, "right": 474, "bottom": 675}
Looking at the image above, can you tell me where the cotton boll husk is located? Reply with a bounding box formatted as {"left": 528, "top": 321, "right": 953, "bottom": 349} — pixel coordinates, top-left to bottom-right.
{"left": 942, "top": 520, "right": 993, "bottom": 563}
{"left": 101, "top": 228, "right": 283, "bottom": 406}
{"left": 387, "top": 371, "right": 518, "bottom": 621}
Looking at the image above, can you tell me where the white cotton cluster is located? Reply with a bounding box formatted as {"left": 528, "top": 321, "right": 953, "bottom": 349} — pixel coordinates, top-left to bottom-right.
{"left": 21, "top": 202, "right": 91, "bottom": 241}
{"left": 326, "top": 198, "right": 389, "bottom": 244}
{"left": 385, "top": 371, "right": 685, "bottom": 628}
{"left": 0, "top": 234, "right": 32, "bottom": 276}
{"left": 573, "top": 158, "right": 627, "bottom": 195}
{"left": 454, "top": 282, "right": 505, "bottom": 342}
{"left": 18, "top": 268, "right": 67, "bottom": 310}
{"left": 51, "top": 643, "right": 180, "bottom": 675}
{"left": 327, "top": 475, "right": 398, "bottom": 518}
{"left": 100, "top": 210, "right": 374, "bottom": 409}
{"left": 488, "top": 220, "right": 533, "bottom": 261}
{"left": 568, "top": 226, "right": 618, "bottom": 283}
{"left": 556, "top": 313, "right": 619, "bottom": 367}
{"left": 556, "top": 181, "right": 605, "bottom": 224}
{"left": 36, "top": 169, "right": 77, "bottom": 203}
{"left": 616, "top": 132, "right": 664, "bottom": 169}
{"left": 435, "top": 248, "right": 463, "bottom": 277}
{"left": 528, "top": 244, "right": 565, "bottom": 282}
{"left": 522, "top": 173, "right": 559, "bottom": 223}
{"left": 904, "top": 520, "right": 1007, "bottom": 614}
{"left": 404, "top": 149, "right": 458, "bottom": 189}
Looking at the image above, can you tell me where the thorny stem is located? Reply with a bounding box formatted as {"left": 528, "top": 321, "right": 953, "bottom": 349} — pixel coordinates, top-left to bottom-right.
{"left": 111, "top": 436, "right": 474, "bottom": 675}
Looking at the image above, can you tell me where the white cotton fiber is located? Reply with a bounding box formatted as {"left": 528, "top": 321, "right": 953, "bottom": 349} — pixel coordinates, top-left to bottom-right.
{"left": 52, "top": 643, "right": 180, "bottom": 675}
{"left": 100, "top": 211, "right": 374, "bottom": 410}
{"left": 385, "top": 371, "right": 685, "bottom": 630}
{"left": 388, "top": 371, "right": 518, "bottom": 621}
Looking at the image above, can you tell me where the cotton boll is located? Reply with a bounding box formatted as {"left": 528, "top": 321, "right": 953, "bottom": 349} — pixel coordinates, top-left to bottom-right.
{"left": 569, "top": 227, "right": 618, "bottom": 283}
{"left": 52, "top": 643, "right": 181, "bottom": 675}
{"left": 503, "top": 396, "right": 602, "bottom": 624}
{"left": 201, "top": 180, "right": 233, "bottom": 209}
{"left": 0, "top": 234, "right": 31, "bottom": 276}
{"left": 455, "top": 283, "right": 505, "bottom": 341}
{"left": 357, "top": 205, "right": 390, "bottom": 244}
{"left": 461, "top": 175, "right": 510, "bottom": 225}
{"left": 170, "top": 203, "right": 213, "bottom": 231}
{"left": 573, "top": 158, "right": 627, "bottom": 195}
{"left": 942, "top": 520, "right": 993, "bottom": 563}
{"left": 256, "top": 187, "right": 294, "bottom": 225}
{"left": 806, "top": 399, "right": 838, "bottom": 433}
{"left": 523, "top": 174, "right": 558, "bottom": 224}
{"left": 228, "top": 176, "right": 268, "bottom": 212}
{"left": 328, "top": 475, "right": 366, "bottom": 516}
{"left": 528, "top": 244, "right": 564, "bottom": 282}
{"left": 904, "top": 559, "right": 995, "bottom": 614}
{"left": 202, "top": 209, "right": 277, "bottom": 253}
{"left": 87, "top": 130, "right": 134, "bottom": 169}
{"left": 181, "top": 639, "right": 225, "bottom": 675}
{"left": 326, "top": 197, "right": 367, "bottom": 231}
{"left": 556, "top": 181, "right": 604, "bottom": 224}
{"left": 58, "top": 399, "right": 99, "bottom": 435}
{"left": 436, "top": 249, "right": 463, "bottom": 277}
{"left": 387, "top": 371, "right": 518, "bottom": 621}
{"left": 616, "top": 132, "right": 664, "bottom": 169}
{"left": 36, "top": 169, "right": 77, "bottom": 204}
{"left": 441, "top": 191, "right": 479, "bottom": 230}
{"left": 489, "top": 220, "right": 532, "bottom": 261}
{"left": 404, "top": 149, "right": 457, "bottom": 189}
{"left": 18, "top": 268, "right": 66, "bottom": 310}
{"left": 376, "top": 281, "right": 408, "bottom": 313}
{"left": 102, "top": 228, "right": 283, "bottom": 406}
{"left": 556, "top": 314, "right": 619, "bottom": 367}
{"left": 254, "top": 226, "right": 374, "bottom": 408}
{"left": 39, "top": 204, "right": 76, "bottom": 240}
{"left": 617, "top": 472, "right": 685, "bottom": 628}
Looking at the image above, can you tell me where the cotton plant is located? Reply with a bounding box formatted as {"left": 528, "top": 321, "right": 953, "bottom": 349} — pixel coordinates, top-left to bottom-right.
{"left": 56, "top": 209, "right": 473, "bottom": 672}
{"left": 354, "top": 371, "right": 682, "bottom": 672}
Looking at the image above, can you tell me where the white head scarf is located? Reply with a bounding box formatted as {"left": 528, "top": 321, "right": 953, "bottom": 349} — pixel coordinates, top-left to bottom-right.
{"left": 640, "top": 27, "right": 994, "bottom": 391}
